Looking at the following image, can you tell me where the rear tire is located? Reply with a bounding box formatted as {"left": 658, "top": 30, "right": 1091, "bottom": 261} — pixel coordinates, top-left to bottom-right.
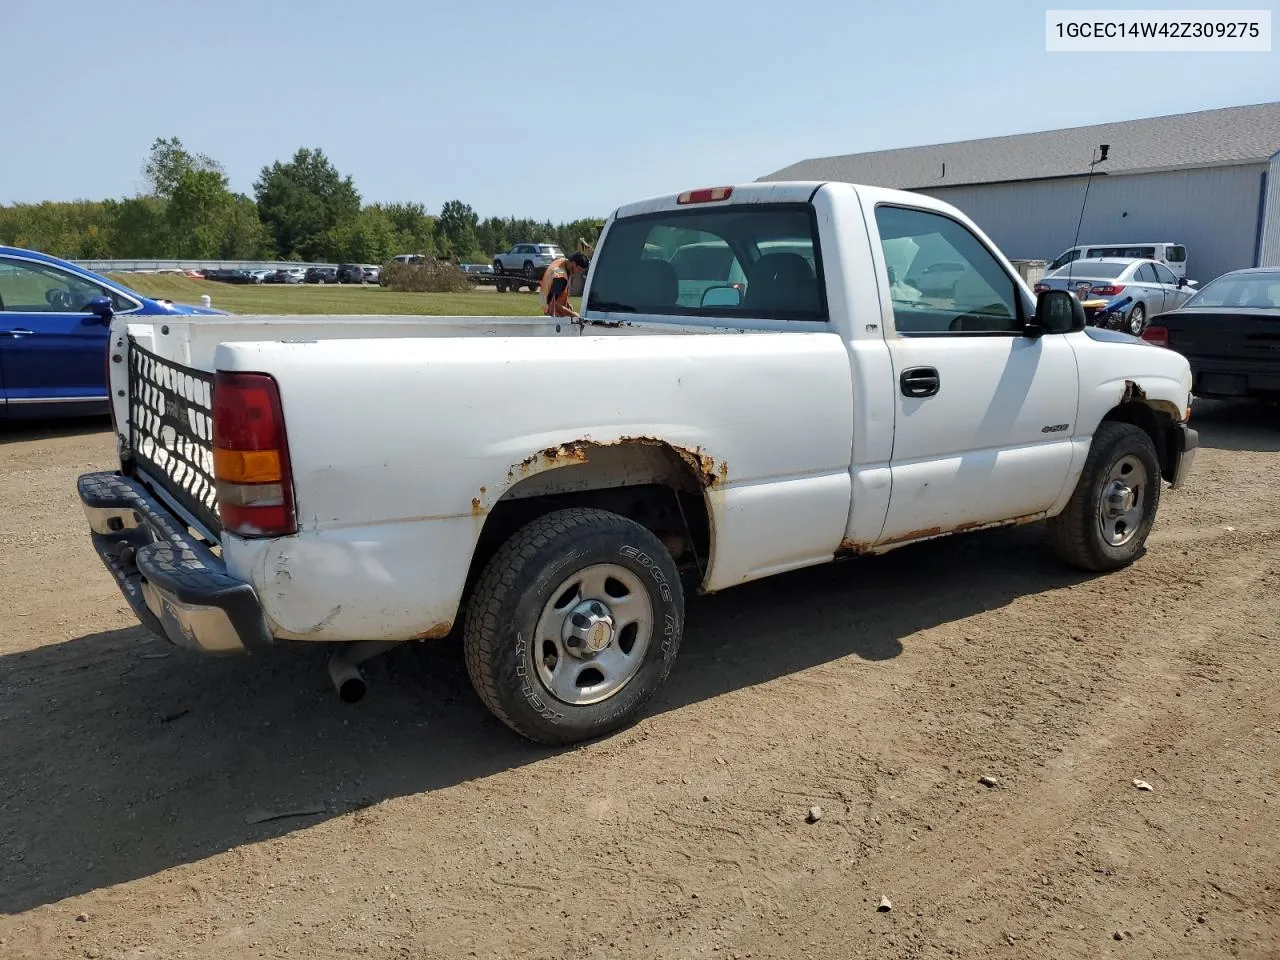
{"left": 1127, "top": 304, "right": 1146, "bottom": 336}
{"left": 493, "top": 261, "right": 504, "bottom": 274}
{"left": 463, "top": 508, "right": 684, "bottom": 745}
{"left": 523, "top": 260, "right": 536, "bottom": 280}
{"left": 1046, "top": 422, "right": 1161, "bottom": 572}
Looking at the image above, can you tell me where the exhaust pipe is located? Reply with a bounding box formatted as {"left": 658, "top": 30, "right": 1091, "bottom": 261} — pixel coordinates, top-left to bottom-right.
{"left": 328, "top": 653, "right": 367, "bottom": 703}
{"left": 326, "top": 640, "right": 402, "bottom": 704}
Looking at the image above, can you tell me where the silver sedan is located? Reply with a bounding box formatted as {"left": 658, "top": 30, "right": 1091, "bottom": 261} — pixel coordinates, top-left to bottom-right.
{"left": 1035, "top": 258, "right": 1196, "bottom": 335}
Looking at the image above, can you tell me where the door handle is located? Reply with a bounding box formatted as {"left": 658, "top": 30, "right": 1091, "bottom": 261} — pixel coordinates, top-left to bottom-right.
{"left": 1, "top": 328, "right": 36, "bottom": 337}
{"left": 900, "top": 366, "right": 940, "bottom": 398}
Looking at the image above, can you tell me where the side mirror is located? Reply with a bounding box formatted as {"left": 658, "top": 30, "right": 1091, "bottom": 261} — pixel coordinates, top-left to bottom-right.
{"left": 700, "top": 285, "right": 742, "bottom": 309}
{"left": 85, "top": 296, "right": 114, "bottom": 324}
{"left": 1033, "top": 288, "right": 1085, "bottom": 335}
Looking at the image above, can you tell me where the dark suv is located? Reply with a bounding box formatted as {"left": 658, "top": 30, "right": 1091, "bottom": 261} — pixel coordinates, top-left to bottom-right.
{"left": 336, "top": 263, "right": 365, "bottom": 284}
{"left": 305, "top": 267, "right": 337, "bottom": 284}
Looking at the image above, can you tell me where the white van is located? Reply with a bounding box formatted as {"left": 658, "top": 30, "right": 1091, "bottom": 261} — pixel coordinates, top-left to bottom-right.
{"left": 1049, "top": 242, "right": 1188, "bottom": 279}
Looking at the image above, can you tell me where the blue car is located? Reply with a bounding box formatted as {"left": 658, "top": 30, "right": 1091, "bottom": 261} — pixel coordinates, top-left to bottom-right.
{"left": 0, "top": 246, "right": 224, "bottom": 420}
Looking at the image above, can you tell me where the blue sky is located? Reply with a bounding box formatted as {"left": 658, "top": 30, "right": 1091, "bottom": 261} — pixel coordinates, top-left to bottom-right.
{"left": 3, "top": 0, "right": 1275, "bottom": 220}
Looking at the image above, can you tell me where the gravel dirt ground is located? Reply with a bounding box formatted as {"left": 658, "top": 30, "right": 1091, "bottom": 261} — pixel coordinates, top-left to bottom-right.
{"left": 1, "top": 402, "right": 1277, "bottom": 960}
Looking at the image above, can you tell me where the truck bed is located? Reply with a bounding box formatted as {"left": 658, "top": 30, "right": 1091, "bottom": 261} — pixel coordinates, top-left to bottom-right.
{"left": 126, "top": 314, "right": 595, "bottom": 370}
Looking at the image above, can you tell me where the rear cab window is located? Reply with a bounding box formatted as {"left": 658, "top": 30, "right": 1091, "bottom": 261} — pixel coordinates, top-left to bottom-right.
{"left": 586, "top": 204, "right": 827, "bottom": 322}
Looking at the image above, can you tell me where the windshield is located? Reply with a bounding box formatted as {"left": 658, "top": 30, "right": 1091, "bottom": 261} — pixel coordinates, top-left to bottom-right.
{"left": 587, "top": 204, "right": 825, "bottom": 321}
{"left": 1184, "top": 273, "right": 1280, "bottom": 309}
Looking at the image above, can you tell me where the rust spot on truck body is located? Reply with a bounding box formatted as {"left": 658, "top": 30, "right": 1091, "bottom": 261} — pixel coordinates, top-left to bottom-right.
{"left": 836, "top": 513, "right": 1045, "bottom": 557}
{"left": 837, "top": 537, "right": 871, "bottom": 557}
{"left": 880, "top": 526, "right": 944, "bottom": 548}
{"left": 410, "top": 621, "right": 453, "bottom": 640}
{"left": 510, "top": 441, "right": 592, "bottom": 480}
{"left": 506, "top": 436, "right": 729, "bottom": 489}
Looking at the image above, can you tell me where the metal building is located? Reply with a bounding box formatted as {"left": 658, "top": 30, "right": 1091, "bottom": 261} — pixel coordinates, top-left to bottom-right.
{"left": 759, "top": 102, "right": 1280, "bottom": 284}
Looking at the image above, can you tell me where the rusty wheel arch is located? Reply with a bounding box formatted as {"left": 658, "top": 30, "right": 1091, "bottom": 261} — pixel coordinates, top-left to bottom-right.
{"left": 462, "top": 437, "right": 722, "bottom": 607}
{"left": 1102, "top": 385, "right": 1182, "bottom": 483}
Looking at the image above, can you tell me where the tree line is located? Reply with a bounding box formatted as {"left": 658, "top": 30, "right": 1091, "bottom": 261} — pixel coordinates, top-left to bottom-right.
{"left": 0, "top": 137, "right": 604, "bottom": 265}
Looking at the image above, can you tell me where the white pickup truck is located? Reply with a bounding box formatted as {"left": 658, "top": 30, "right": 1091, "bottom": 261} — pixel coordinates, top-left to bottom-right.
{"left": 78, "top": 181, "right": 1198, "bottom": 744}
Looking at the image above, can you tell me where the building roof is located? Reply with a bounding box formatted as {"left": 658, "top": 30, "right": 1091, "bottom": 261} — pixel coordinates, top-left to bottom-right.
{"left": 759, "top": 102, "right": 1280, "bottom": 189}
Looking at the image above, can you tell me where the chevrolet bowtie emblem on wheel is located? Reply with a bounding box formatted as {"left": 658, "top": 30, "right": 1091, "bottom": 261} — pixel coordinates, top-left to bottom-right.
{"left": 587, "top": 621, "right": 611, "bottom": 652}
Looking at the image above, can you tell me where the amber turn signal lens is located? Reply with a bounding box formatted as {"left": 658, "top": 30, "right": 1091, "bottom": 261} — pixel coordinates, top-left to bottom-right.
{"left": 213, "top": 447, "right": 282, "bottom": 484}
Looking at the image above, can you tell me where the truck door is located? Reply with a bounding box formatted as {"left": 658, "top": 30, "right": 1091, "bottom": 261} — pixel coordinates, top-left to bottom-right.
{"left": 870, "top": 204, "right": 1080, "bottom": 546}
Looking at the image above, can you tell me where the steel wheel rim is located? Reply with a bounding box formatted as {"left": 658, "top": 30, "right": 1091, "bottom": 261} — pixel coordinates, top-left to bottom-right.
{"left": 1097, "top": 454, "right": 1149, "bottom": 547}
{"left": 532, "top": 563, "right": 653, "bottom": 706}
{"left": 1128, "top": 306, "right": 1145, "bottom": 335}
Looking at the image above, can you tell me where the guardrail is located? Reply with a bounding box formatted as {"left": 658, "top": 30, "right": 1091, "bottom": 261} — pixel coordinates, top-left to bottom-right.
{"left": 71, "top": 259, "right": 340, "bottom": 273}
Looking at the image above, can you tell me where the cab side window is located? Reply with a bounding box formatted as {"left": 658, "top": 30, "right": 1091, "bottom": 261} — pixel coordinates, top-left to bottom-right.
{"left": 1135, "top": 263, "right": 1159, "bottom": 284}
{"left": 874, "top": 206, "right": 1024, "bottom": 335}
{"left": 1152, "top": 262, "right": 1178, "bottom": 285}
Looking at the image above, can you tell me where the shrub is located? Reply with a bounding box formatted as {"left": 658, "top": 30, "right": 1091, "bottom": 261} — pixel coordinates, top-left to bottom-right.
{"left": 379, "top": 258, "right": 471, "bottom": 293}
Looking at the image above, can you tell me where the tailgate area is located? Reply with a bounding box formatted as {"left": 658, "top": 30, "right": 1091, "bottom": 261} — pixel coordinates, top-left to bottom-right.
{"left": 127, "top": 340, "right": 222, "bottom": 540}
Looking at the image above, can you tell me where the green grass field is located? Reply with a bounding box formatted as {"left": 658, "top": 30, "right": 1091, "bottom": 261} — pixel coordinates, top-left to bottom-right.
{"left": 108, "top": 273, "right": 570, "bottom": 317}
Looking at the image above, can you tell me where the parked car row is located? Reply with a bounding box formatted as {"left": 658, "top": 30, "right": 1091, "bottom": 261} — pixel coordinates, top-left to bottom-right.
{"left": 1034, "top": 257, "right": 1197, "bottom": 335}
{"left": 201, "top": 264, "right": 381, "bottom": 285}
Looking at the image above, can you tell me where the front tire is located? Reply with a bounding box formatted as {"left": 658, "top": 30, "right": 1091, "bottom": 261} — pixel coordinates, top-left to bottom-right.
{"left": 1046, "top": 422, "right": 1161, "bottom": 572}
{"left": 463, "top": 508, "right": 684, "bottom": 745}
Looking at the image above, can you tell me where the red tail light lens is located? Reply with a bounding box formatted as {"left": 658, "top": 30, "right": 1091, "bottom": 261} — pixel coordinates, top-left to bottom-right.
{"left": 1033, "top": 282, "right": 1050, "bottom": 294}
{"left": 676, "top": 186, "right": 734, "bottom": 204}
{"left": 1087, "top": 284, "right": 1125, "bottom": 296}
{"left": 212, "top": 371, "right": 296, "bottom": 537}
{"left": 1141, "top": 325, "right": 1169, "bottom": 347}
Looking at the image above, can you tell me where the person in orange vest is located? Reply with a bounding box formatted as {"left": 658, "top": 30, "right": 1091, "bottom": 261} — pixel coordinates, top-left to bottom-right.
{"left": 539, "top": 252, "right": 591, "bottom": 318}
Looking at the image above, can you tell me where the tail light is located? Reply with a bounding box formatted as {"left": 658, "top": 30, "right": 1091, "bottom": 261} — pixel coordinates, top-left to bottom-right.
{"left": 1033, "top": 282, "right": 1050, "bottom": 294}
{"left": 1087, "top": 284, "right": 1125, "bottom": 296}
{"left": 677, "top": 186, "right": 733, "bottom": 204}
{"left": 1141, "top": 325, "right": 1169, "bottom": 347}
{"left": 212, "top": 372, "right": 297, "bottom": 537}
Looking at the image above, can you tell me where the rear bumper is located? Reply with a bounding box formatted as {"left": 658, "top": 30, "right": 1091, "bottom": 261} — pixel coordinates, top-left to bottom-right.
{"left": 77, "top": 472, "right": 272, "bottom": 654}
{"left": 1188, "top": 358, "right": 1280, "bottom": 399}
{"left": 1169, "top": 422, "right": 1198, "bottom": 490}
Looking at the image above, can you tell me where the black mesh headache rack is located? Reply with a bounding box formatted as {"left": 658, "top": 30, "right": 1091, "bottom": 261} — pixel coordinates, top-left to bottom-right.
{"left": 127, "top": 340, "right": 222, "bottom": 539}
